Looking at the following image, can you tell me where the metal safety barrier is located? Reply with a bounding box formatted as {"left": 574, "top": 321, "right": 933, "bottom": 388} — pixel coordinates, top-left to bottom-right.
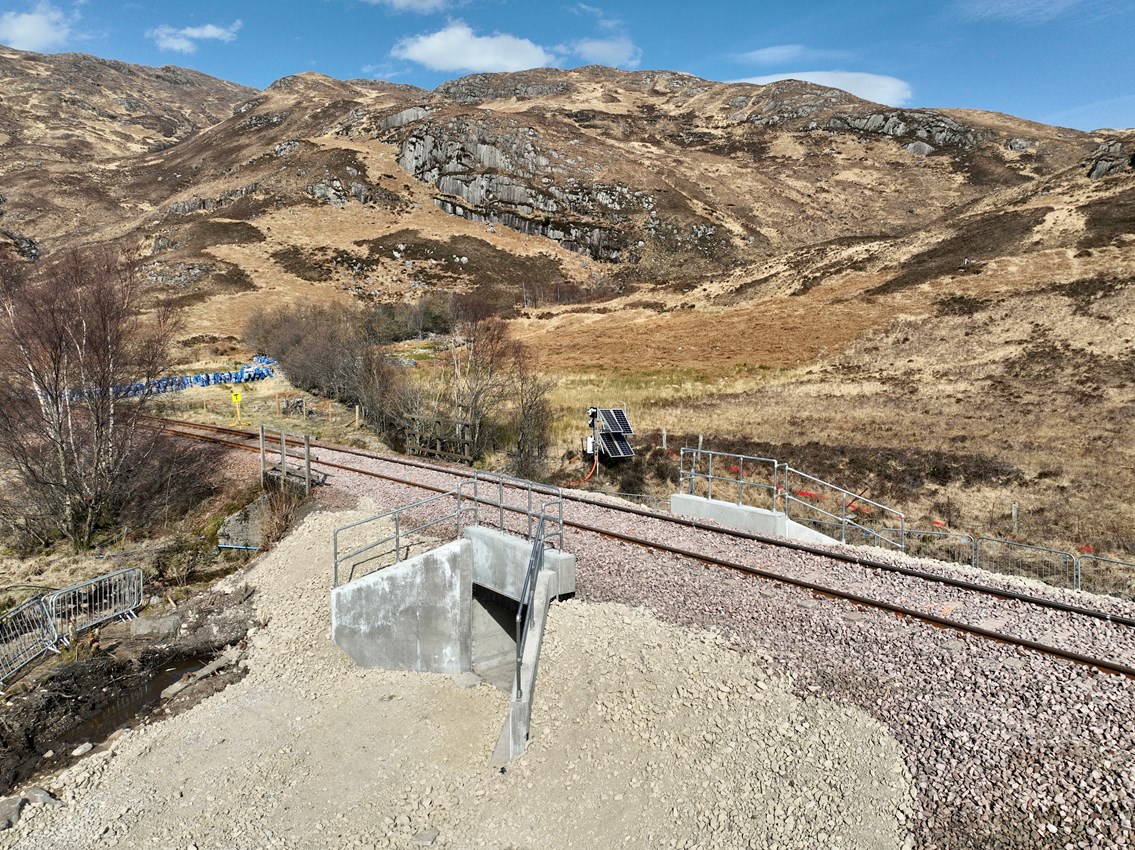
{"left": 0, "top": 567, "right": 143, "bottom": 691}
{"left": 45, "top": 568, "right": 144, "bottom": 644}
{"left": 887, "top": 528, "right": 976, "bottom": 567}
{"left": 0, "top": 597, "right": 59, "bottom": 691}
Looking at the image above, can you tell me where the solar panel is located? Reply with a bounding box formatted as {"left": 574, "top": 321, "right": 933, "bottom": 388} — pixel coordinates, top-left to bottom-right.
{"left": 598, "top": 408, "right": 633, "bottom": 435}
{"left": 599, "top": 432, "right": 635, "bottom": 458}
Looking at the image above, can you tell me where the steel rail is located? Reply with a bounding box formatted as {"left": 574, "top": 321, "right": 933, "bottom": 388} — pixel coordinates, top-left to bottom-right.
{"left": 148, "top": 417, "right": 1135, "bottom": 630}
{"left": 149, "top": 417, "right": 1135, "bottom": 676}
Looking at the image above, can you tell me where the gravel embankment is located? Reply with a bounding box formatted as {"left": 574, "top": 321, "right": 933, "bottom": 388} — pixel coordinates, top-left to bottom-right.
{"left": 6, "top": 448, "right": 1131, "bottom": 850}
{"left": 2, "top": 505, "right": 913, "bottom": 850}
{"left": 315, "top": 453, "right": 1135, "bottom": 849}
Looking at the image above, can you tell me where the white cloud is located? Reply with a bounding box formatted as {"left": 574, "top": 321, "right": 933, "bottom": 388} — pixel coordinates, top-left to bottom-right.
{"left": 0, "top": 2, "right": 74, "bottom": 52}
{"left": 572, "top": 3, "right": 623, "bottom": 31}
{"left": 361, "top": 0, "right": 449, "bottom": 11}
{"left": 391, "top": 21, "right": 553, "bottom": 73}
{"left": 570, "top": 36, "right": 641, "bottom": 67}
{"left": 739, "top": 71, "right": 914, "bottom": 107}
{"left": 956, "top": 0, "right": 1083, "bottom": 22}
{"left": 739, "top": 44, "right": 809, "bottom": 65}
{"left": 147, "top": 20, "right": 241, "bottom": 54}
{"left": 737, "top": 44, "right": 852, "bottom": 67}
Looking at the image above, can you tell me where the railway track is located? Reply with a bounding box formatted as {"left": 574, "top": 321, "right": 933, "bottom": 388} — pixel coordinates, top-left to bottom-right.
{"left": 149, "top": 415, "right": 1135, "bottom": 678}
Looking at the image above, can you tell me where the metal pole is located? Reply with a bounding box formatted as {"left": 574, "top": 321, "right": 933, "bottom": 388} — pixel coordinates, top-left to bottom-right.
{"left": 303, "top": 435, "right": 312, "bottom": 495}
{"left": 395, "top": 515, "right": 400, "bottom": 563}
{"left": 259, "top": 424, "right": 266, "bottom": 488}
{"left": 737, "top": 456, "right": 744, "bottom": 506}
{"left": 841, "top": 492, "right": 847, "bottom": 544}
{"left": 279, "top": 431, "right": 287, "bottom": 478}
{"left": 661, "top": 427, "right": 667, "bottom": 451}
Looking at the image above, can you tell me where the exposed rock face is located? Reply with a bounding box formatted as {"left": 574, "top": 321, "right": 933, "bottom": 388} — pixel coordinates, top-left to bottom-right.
{"left": 392, "top": 115, "right": 643, "bottom": 259}
{"left": 1087, "top": 140, "right": 1135, "bottom": 179}
{"left": 822, "top": 110, "right": 982, "bottom": 148}
{"left": 435, "top": 71, "right": 573, "bottom": 105}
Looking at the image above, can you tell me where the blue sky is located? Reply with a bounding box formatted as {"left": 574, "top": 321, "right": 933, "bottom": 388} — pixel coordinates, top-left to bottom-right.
{"left": 0, "top": 0, "right": 1131, "bottom": 131}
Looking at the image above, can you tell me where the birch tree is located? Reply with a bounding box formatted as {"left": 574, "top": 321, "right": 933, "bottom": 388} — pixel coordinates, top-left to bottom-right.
{"left": 0, "top": 249, "right": 176, "bottom": 549}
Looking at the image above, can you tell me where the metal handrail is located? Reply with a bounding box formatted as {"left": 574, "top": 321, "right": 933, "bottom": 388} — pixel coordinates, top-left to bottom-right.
{"left": 332, "top": 474, "right": 564, "bottom": 588}
{"left": 780, "top": 464, "right": 906, "bottom": 550}
{"left": 332, "top": 488, "right": 473, "bottom": 587}
{"left": 679, "top": 448, "right": 779, "bottom": 508}
{"left": 514, "top": 513, "right": 551, "bottom": 700}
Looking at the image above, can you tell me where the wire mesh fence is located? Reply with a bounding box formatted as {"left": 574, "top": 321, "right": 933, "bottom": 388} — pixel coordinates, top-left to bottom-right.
{"left": 1078, "top": 555, "right": 1135, "bottom": 600}
{"left": 975, "top": 538, "right": 1079, "bottom": 590}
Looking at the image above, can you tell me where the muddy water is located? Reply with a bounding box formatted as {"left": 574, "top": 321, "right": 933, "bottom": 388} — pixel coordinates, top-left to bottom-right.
{"left": 1, "top": 656, "right": 207, "bottom": 796}
{"left": 55, "top": 657, "right": 207, "bottom": 751}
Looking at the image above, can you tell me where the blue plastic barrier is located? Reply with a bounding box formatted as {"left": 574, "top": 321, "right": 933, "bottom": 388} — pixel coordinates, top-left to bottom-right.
{"left": 71, "top": 357, "right": 277, "bottom": 402}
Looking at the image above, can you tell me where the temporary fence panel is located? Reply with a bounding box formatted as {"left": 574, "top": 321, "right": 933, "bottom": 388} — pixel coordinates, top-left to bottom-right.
{"left": 1078, "top": 555, "right": 1135, "bottom": 600}
{"left": 45, "top": 568, "right": 144, "bottom": 643}
{"left": 0, "top": 597, "right": 58, "bottom": 690}
{"left": 975, "top": 538, "right": 1079, "bottom": 590}
{"left": 886, "top": 528, "right": 976, "bottom": 568}
{"left": 1, "top": 567, "right": 144, "bottom": 690}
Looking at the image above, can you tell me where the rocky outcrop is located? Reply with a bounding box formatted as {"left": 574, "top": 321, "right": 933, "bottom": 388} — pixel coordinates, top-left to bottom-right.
{"left": 167, "top": 184, "right": 259, "bottom": 214}
{"left": 821, "top": 110, "right": 983, "bottom": 149}
{"left": 436, "top": 72, "right": 572, "bottom": 105}
{"left": 1086, "top": 140, "right": 1134, "bottom": 179}
{"left": 392, "top": 116, "right": 648, "bottom": 259}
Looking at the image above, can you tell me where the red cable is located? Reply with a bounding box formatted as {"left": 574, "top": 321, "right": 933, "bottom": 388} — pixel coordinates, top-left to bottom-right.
{"left": 565, "top": 452, "right": 599, "bottom": 487}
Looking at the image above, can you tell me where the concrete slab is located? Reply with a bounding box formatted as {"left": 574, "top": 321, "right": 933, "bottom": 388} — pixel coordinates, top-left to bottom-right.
{"left": 670, "top": 493, "right": 838, "bottom": 546}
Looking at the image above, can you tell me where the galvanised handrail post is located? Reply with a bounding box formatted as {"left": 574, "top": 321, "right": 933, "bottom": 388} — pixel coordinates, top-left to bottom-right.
{"left": 737, "top": 456, "right": 744, "bottom": 506}
{"left": 841, "top": 491, "right": 847, "bottom": 544}
{"left": 394, "top": 514, "right": 401, "bottom": 562}
{"left": 333, "top": 526, "right": 340, "bottom": 586}
{"left": 1074, "top": 555, "right": 1081, "bottom": 592}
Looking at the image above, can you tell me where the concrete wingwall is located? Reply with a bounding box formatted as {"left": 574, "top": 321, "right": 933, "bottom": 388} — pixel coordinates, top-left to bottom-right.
{"left": 331, "top": 539, "right": 472, "bottom": 674}
{"left": 330, "top": 526, "right": 575, "bottom": 677}
{"left": 464, "top": 526, "right": 576, "bottom": 600}
{"left": 670, "top": 493, "right": 838, "bottom": 546}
